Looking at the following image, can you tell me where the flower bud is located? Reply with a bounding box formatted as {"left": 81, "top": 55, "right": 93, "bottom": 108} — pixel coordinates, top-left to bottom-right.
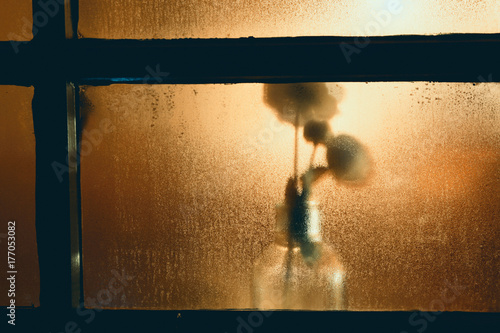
{"left": 326, "top": 134, "right": 372, "bottom": 184}
{"left": 304, "top": 120, "right": 332, "bottom": 145}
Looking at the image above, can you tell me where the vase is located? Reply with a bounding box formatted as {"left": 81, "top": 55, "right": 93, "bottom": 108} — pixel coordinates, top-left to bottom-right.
{"left": 252, "top": 202, "right": 346, "bottom": 310}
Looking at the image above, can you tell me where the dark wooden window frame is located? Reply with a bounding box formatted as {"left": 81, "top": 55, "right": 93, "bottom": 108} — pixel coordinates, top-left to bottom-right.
{"left": 1, "top": 1, "right": 498, "bottom": 332}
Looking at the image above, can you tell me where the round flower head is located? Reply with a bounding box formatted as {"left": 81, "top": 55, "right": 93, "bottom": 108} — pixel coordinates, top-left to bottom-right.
{"left": 304, "top": 120, "right": 332, "bottom": 145}
{"left": 263, "top": 83, "right": 342, "bottom": 126}
{"left": 326, "top": 134, "right": 373, "bottom": 185}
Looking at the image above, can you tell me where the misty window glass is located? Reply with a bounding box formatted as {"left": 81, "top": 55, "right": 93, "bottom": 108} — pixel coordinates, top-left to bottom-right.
{"left": 78, "top": 0, "right": 500, "bottom": 40}
{"left": 0, "top": 1, "right": 33, "bottom": 41}
{"left": 0, "top": 86, "right": 39, "bottom": 307}
{"left": 79, "top": 82, "right": 499, "bottom": 311}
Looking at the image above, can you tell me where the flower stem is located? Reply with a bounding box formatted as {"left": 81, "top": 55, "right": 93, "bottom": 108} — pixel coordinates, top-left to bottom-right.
{"left": 285, "top": 110, "right": 300, "bottom": 308}
{"left": 283, "top": 233, "right": 293, "bottom": 308}
{"left": 293, "top": 111, "right": 299, "bottom": 184}
{"left": 309, "top": 144, "right": 317, "bottom": 169}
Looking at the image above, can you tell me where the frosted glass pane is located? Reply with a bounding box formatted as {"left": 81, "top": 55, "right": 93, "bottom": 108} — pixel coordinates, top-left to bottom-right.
{"left": 0, "top": 86, "right": 39, "bottom": 307}
{"left": 80, "top": 82, "right": 499, "bottom": 311}
{"left": 78, "top": 0, "right": 500, "bottom": 39}
{"left": 0, "top": 1, "right": 33, "bottom": 41}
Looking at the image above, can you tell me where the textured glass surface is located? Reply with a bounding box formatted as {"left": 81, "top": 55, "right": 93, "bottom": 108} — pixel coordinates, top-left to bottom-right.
{"left": 0, "top": 86, "right": 39, "bottom": 307}
{"left": 80, "top": 82, "right": 499, "bottom": 311}
{"left": 78, "top": 0, "right": 499, "bottom": 39}
{"left": 0, "top": 1, "right": 33, "bottom": 41}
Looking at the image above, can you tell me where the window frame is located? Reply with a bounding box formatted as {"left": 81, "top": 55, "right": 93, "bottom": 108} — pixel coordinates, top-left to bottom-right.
{"left": 1, "top": 1, "right": 499, "bottom": 331}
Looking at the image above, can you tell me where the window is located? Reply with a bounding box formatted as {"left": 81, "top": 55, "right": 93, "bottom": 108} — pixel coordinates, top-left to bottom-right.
{"left": 78, "top": 0, "right": 499, "bottom": 39}
{"left": 0, "top": 0, "right": 32, "bottom": 41}
{"left": 79, "top": 83, "right": 499, "bottom": 311}
{"left": 0, "top": 86, "right": 39, "bottom": 308}
{"left": 1, "top": 0, "right": 498, "bottom": 331}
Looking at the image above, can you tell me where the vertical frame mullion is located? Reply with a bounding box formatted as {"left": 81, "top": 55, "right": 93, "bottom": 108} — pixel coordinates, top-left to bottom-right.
{"left": 67, "top": 82, "right": 82, "bottom": 308}
{"left": 67, "top": 0, "right": 83, "bottom": 309}
{"left": 32, "top": 0, "right": 78, "bottom": 318}
{"left": 65, "top": 0, "right": 79, "bottom": 39}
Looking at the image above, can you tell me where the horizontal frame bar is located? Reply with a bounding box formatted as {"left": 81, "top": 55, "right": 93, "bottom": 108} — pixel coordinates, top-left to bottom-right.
{"left": 1, "top": 34, "right": 499, "bottom": 85}
{"left": 6, "top": 309, "right": 500, "bottom": 332}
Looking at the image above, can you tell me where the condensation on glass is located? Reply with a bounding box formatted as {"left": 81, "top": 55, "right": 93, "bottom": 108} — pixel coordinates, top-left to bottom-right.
{"left": 0, "top": 1, "right": 33, "bottom": 41}
{"left": 0, "top": 86, "right": 39, "bottom": 307}
{"left": 79, "top": 82, "right": 499, "bottom": 311}
{"left": 78, "top": 0, "right": 499, "bottom": 39}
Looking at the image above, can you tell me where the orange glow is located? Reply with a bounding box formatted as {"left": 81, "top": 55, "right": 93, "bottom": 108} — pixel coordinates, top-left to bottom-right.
{"left": 80, "top": 82, "right": 499, "bottom": 311}
{"left": 416, "top": 147, "right": 498, "bottom": 201}
{"left": 78, "top": 0, "right": 499, "bottom": 39}
{"left": 0, "top": 1, "right": 32, "bottom": 41}
{"left": 0, "top": 86, "right": 39, "bottom": 307}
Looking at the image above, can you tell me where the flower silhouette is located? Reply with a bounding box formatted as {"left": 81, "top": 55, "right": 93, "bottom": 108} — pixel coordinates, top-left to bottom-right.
{"left": 263, "top": 83, "right": 343, "bottom": 126}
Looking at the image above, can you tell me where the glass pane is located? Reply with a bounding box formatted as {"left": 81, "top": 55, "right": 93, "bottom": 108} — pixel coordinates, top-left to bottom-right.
{"left": 80, "top": 82, "right": 499, "bottom": 311}
{"left": 78, "top": 0, "right": 499, "bottom": 39}
{"left": 0, "top": 1, "right": 32, "bottom": 41}
{"left": 0, "top": 86, "right": 39, "bottom": 307}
